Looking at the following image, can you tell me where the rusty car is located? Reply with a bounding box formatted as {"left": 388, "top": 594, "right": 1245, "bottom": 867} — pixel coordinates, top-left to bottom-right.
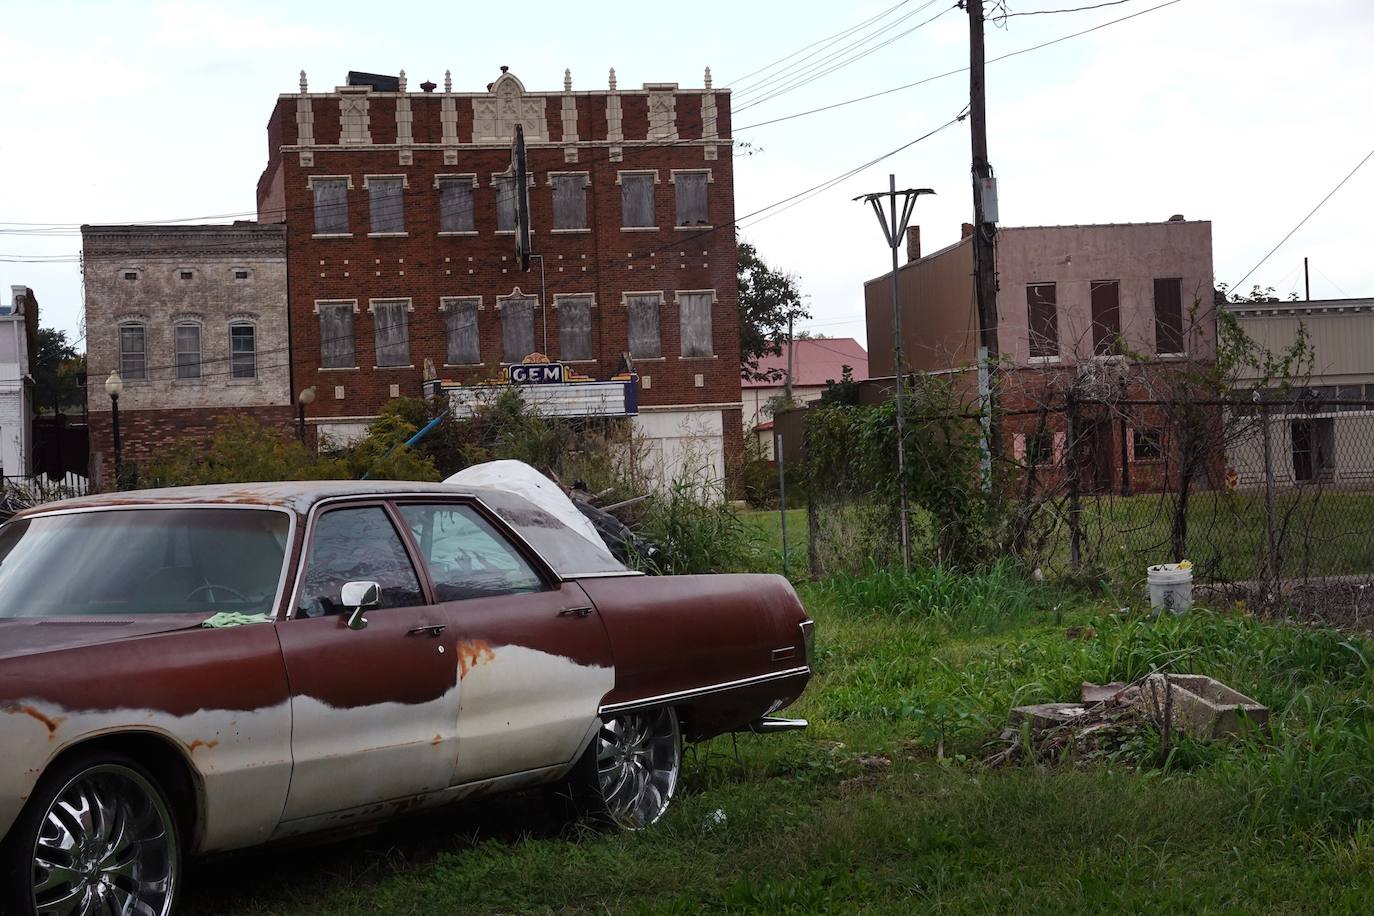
{"left": 0, "top": 481, "right": 813, "bottom": 915}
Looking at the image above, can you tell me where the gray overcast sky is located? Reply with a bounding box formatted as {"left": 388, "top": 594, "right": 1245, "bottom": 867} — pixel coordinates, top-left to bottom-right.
{"left": 2, "top": 0, "right": 1371, "bottom": 349}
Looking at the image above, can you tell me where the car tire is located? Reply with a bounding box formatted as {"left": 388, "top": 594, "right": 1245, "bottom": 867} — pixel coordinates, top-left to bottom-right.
{"left": 551, "top": 707, "right": 682, "bottom": 830}
{"left": 0, "top": 751, "right": 182, "bottom": 916}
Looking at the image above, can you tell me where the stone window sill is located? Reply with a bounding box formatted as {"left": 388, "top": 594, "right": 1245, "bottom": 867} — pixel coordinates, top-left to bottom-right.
{"left": 438, "top": 231, "right": 478, "bottom": 237}
{"left": 1027, "top": 355, "right": 1061, "bottom": 365}
{"left": 675, "top": 224, "right": 713, "bottom": 231}
{"left": 552, "top": 227, "right": 592, "bottom": 234}
{"left": 679, "top": 354, "right": 718, "bottom": 360}
{"left": 621, "top": 226, "right": 658, "bottom": 232}
{"left": 368, "top": 232, "right": 409, "bottom": 238}
{"left": 632, "top": 356, "right": 667, "bottom": 362}
{"left": 312, "top": 233, "right": 353, "bottom": 240}
{"left": 442, "top": 363, "right": 487, "bottom": 369}
{"left": 318, "top": 366, "right": 361, "bottom": 372}
{"left": 373, "top": 364, "right": 416, "bottom": 370}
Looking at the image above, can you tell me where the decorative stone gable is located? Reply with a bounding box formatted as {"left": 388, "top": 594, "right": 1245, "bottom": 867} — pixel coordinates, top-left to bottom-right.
{"left": 646, "top": 87, "right": 678, "bottom": 141}
{"left": 472, "top": 70, "right": 548, "bottom": 144}
{"left": 339, "top": 88, "right": 371, "bottom": 144}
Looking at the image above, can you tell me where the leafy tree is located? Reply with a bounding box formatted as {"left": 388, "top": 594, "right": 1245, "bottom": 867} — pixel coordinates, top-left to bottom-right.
{"left": 738, "top": 241, "right": 810, "bottom": 382}
{"left": 32, "top": 328, "right": 84, "bottom": 415}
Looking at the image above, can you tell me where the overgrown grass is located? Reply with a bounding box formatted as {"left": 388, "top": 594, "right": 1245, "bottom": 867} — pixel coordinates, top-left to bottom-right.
{"left": 184, "top": 565, "right": 1374, "bottom": 914}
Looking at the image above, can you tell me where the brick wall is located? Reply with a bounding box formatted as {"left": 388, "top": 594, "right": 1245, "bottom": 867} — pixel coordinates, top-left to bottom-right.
{"left": 88, "top": 405, "right": 296, "bottom": 488}
{"left": 261, "top": 70, "right": 741, "bottom": 445}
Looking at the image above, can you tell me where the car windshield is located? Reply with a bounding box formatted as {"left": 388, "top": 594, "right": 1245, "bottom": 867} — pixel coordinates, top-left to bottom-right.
{"left": 0, "top": 508, "right": 290, "bottom": 618}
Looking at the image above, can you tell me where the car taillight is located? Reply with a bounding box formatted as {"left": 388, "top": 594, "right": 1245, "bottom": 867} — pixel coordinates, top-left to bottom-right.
{"left": 799, "top": 619, "right": 815, "bottom": 669}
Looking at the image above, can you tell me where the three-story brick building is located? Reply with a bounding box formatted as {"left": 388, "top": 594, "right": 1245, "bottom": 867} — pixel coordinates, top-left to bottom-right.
{"left": 256, "top": 66, "right": 742, "bottom": 485}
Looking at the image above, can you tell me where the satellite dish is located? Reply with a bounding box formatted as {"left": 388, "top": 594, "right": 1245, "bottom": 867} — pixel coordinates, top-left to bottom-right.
{"left": 511, "top": 123, "right": 531, "bottom": 271}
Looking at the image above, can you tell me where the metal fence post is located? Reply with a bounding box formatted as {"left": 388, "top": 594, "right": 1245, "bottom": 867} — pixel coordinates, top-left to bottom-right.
{"left": 776, "top": 430, "right": 788, "bottom": 577}
{"left": 1067, "top": 393, "right": 1082, "bottom": 573}
{"left": 1260, "top": 402, "right": 1279, "bottom": 594}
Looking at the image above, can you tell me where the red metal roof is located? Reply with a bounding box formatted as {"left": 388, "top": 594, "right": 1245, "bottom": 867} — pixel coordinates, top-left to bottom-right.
{"left": 742, "top": 337, "right": 869, "bottom": 389}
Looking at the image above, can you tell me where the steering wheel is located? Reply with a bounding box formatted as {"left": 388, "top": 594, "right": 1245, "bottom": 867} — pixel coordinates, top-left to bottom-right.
{"left": 185, "top": 583, "right": 250, "bottom": 603}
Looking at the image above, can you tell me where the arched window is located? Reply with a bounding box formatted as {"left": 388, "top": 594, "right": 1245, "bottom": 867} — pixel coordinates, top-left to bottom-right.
{"left": 118, "top": 322, "right": 146, "bottom": 380}
{"left": 175, "top": 322, "right": 202, "bottom": 380}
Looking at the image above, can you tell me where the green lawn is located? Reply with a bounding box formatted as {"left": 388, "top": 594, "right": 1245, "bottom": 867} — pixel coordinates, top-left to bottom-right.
{"left": 184, "top": 567, "right": 1374, "bottom": 914}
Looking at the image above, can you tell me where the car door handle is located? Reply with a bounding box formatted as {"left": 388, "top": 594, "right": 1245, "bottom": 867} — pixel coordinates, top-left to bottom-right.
{"left": 406, "top": 624, "right": 447, "bottom": 637}
{"left": 558, "top": 606, "right": 594, "bottom": 619}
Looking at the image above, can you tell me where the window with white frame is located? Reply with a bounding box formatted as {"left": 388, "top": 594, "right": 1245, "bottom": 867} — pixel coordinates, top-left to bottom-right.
{"left": 557, "top": 296, "right": 593, "bottom": 361}
{"left": 500, "top": 296, "right": 536, "bottom": 363}
{"left": 673, "top": 171, "right": 710, "bottom": 226}
{"left": 367, "top": 176, "right": 406, "bottom": 234}
{"left": 625, "top": 293, "right": 663, "bottom": 359}
{"left": 494, "top": 175, "right": 517, "bottom": 232}
{"left": 551, "top": 173, "right": 588, "bottom": 230}
{"left": 678, "top": 291, "right": 714, "bottom": 357}
{"left": 318, "top": 301, "right": 357, "bottom": 369}
{"left": 311, "top": 177, "right": 350, "bottom": 235}
{"left": 118, "top": 323, "right": 146, "bottom": 380}
{"left": 230, "top": 323, "right": 256, "bottom": 379}
{"left": 175, "top": 323, "right": 202, "bottom": 380}
{"left": 620, "top": 172, "right": 656, "bottom": 228}
{"left": 442, "top": 298, "right": 481, "bottom": 365}
{"left": 437, "top": 176, "right": 476, "bottom": 233}
{"left": 371, "top": 299, "right": 411, "bottom": 367}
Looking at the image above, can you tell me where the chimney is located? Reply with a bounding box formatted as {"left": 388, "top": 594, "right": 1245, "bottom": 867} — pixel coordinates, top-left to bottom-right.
{"left": 961, "top": 222, "right": 974, "bottom": 239}
{"left": 906, "top": 225, "right": 921, "bottom": 262}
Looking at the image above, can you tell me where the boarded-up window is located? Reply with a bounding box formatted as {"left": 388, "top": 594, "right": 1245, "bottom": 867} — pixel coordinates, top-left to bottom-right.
{"left": 119, "top": 324, "right": 146, "bottom": 380}
{"left": 621, "top": 173, "right": 656, "bottom": 228}
{"left": 553, "top": 174, "right": 588, "bottom": 230}
{"left": 368, "top": 177, "right": 405, "bottom": 234}
{"left": 501, "top": 297, "right": 535, "bottom": 363}
{"left": 1090, "top": 280, "right": 1121, "bottom": 355}
{"left": 675, "top": 172, "right": 709, "bottom": 226}
{"left": 495, "top": 176, "right": 517, "bottom": 232}
{"left": 1027, "top": 284, "right": 1059, "bottom": 358}
{"left": 372, "top": 299, "right": 411, "bottom": 367}
{"left": 679, "top": 291, "right": 713, "bottom": 357}
{"left": 1154, "top": 277, "right": 1184, "bottom": 354}
{"left": 312, "top": 178, "right": 349, "bottom": 234}
{"left": 230, "top": 324, "right": 256, "bottom": 379}
{"left": 626, "top": 293, "right": 662, "bottom": 359}
{"left": 443, "top": 298, "right": 481, "bottom": 365}
{"left": 175, "top": 324, "right": 201, "bottom": 379}
{"left": 558, "top": 297, "right": 593, "bottom": 361}
{"left": 438, "top": 178, "right": 474, "bottom": 232}
{"left": 319, "top": 303, "right": 356, "bottom": 369}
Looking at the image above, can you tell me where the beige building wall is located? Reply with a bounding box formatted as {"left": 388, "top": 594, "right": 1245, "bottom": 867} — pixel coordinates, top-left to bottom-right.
{"left": 994, "top": 221, "right": 1216, "bottom": 366}
{"left": 83, "top": 225, "right": 291, "bottom": 414}
{"left": 863, "top": 238, "right": 977, "bottom": 377}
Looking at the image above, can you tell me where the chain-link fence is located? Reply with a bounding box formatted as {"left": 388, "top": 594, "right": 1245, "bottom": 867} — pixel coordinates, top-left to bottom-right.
{"left": 796, "top": 398, "right": 1374, "bottom": 625}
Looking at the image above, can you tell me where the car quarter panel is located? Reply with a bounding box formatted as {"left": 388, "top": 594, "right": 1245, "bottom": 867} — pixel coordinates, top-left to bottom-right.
{"left": 0, "top": 622, "right": 293, "bottom": 854}
{"left": 577, "top": 573, "right": 811, "bottom": 739}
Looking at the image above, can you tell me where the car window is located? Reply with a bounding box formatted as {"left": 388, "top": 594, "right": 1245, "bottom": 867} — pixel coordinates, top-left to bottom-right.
{"left": 0, "top": 508, "right": 289, "bottom": 618}
{"left": 398, "top": 503, "right": 545, "bottom": 602}
{"left": 296, "top": 507, "right": 424, "bottom": 618}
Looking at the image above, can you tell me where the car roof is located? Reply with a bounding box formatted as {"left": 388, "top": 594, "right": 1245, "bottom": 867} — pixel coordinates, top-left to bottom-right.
{"left": 22, "top": 480, "right": 487, "bottom": 518}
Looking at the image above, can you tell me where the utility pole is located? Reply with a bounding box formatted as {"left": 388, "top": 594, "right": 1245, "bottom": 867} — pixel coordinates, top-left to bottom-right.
{"left": 856, "top": 179, "right": 936, "bottom": 570}
{"left": 784, "top": 314, "right": 795, "bottom": 404}
{"left": 1304, "top": 257, "right": 1311, "bottom": 301}
{"left": 967, "top": 0, "right": 1003, "bottom": 491}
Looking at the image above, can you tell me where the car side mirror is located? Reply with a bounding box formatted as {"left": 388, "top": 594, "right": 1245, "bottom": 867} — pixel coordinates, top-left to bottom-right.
{"left": 341, "top": 580, "right": 381, "bottom": 631}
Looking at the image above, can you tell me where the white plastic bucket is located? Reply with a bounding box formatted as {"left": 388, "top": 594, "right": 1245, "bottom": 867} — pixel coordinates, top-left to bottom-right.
{"left": 1147, "top": 563, "right": 1193, "bottom": 614}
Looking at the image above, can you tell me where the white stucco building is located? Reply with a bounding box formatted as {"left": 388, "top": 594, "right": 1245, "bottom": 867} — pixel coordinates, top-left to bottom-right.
{"left": 0, "top": 286, "right": 38, "bottom": 478}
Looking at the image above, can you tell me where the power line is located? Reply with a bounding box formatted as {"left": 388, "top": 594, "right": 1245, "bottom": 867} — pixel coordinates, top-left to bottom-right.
{"left": 729, "top": 0, "right": 916, "bottom": 89}
{"left": 735, "top": 0, "right": 1186, "bottom": 132}
{"left": 1003, "top": 0, "right": 1137, "bottom": 16}
{"left": 1231, "top": 140, "right": 1374, "bottom": 290}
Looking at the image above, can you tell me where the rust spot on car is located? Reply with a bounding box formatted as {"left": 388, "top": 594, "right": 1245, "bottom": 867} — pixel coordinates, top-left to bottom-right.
{"left": 4, "top": 704, "right": 65, "bottom": 738}
{"left": 456, "top": 640, "right": 495, "bottom": 680}
{"left": 431, "top": 733, "right": 443, "bottom": 747}
{"left": 188, "top": 739, "right": 220, "bottom": 753}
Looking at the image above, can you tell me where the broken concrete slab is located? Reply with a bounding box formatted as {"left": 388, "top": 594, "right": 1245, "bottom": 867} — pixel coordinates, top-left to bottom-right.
{"left": 1140, "top": 674, "right": 1269, "bottom": 739}
{"left": 1081, "top": 681, "right": 1142, "bottom": 706}
{"left": 1008, "top": 703, "right": 1089, "bottom": 730}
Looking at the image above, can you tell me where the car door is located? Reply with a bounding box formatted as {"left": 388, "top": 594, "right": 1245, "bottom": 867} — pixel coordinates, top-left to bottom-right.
{"left": 395, "top": 500, "right": 615, "bottom": 786}
{"left": 275, "top": 502, "right": 459, "bottom": 822}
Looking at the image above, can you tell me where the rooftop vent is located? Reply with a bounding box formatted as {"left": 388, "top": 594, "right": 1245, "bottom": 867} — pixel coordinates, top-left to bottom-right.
{"left": 1168, "top": 213, "right": 1185, "bottom": 221}
{"left": 346, "top": 71, "right": 400, "bottom": 92}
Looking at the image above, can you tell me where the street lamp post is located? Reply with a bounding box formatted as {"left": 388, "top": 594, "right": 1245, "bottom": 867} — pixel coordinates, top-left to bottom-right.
{"left": 104, "top": 371, "right": 124, "bottom": 490}
{"left": 297, "top": 386, "right": 317, "bottom": 443}
{"left": 855, "top": 176, "right": 936, "bottom": 570}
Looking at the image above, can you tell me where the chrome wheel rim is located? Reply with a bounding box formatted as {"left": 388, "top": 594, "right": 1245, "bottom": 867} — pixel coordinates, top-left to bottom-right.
{"left": 596, "top": 707, "right": 680, "bottom": 829}
{"left": 30, "top": 764, "right": 178, "bottom": 916}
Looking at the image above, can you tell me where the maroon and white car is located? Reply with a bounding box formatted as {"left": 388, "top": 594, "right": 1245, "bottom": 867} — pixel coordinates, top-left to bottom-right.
{"left": 0, "top": 481, "right": 813, "bottom": 915}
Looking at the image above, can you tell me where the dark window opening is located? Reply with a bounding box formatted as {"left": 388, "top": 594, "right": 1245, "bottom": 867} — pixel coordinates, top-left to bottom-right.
{"left": 1027, "top": 283, "right": 1059, "bottom": 358}
{"left": 1132, "top": 428, "right": 1164, "bottom": 461}
{"left": 1154, "top": 277, "right": 1184, "bottom": 355}
{"left": 1090, "top": 280, "right": 1121, "bottom": 355}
